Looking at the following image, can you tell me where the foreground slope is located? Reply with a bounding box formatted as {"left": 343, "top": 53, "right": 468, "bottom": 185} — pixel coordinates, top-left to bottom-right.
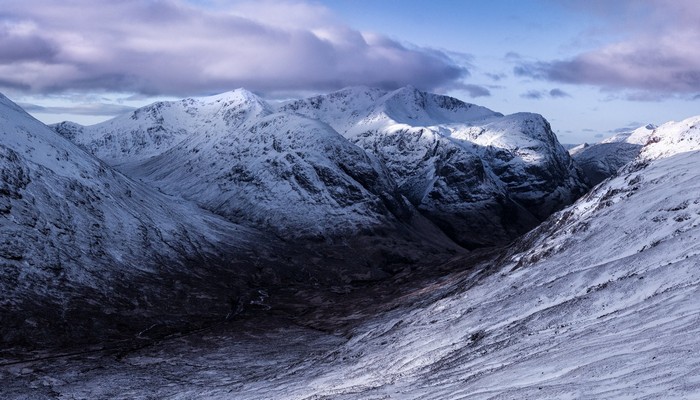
{"left": 0, "top": 93, "right": 266, "bottom": 346}
{"left": 9, "top": 116, "right": 699, "bottom": 398}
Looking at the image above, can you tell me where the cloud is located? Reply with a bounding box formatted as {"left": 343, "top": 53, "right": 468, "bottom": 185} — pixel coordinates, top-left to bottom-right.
{"left": 610, "top": 121, "right": 644, "bottom": 133}
{"left": 521, "top": 90, "right": 544, "bottom": 100}
{"left": 520, "top": 88, "right": 570, "bottom": 100}
{"left": 18, "top": 102, "right": 136, "bottom": 116}
{"left": 454, "top": 83, "right": 491, "bottom": 98}
{"left": 514, "top": 1, "right": 700, "bottom": 94}
{"left": 504, "top": 52, "right": 522, "bottom": 61}
{"left": 485, "top": 72, "right": 507, "bottom": 81}
{"left": 549, "top": 88, "right": 570, "bottom": 98}
{"left": 0, "top": 0, "right": 466, "bottom": 96}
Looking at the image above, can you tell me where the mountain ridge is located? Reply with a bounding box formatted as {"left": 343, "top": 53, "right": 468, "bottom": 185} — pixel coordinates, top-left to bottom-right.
{"left": 54, "top": 86, "right": 588, "bottom": 248}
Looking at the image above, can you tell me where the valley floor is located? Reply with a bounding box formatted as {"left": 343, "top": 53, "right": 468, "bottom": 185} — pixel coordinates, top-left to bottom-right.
{"left": 2, "top": 233, "right": 700, "bottom": 399}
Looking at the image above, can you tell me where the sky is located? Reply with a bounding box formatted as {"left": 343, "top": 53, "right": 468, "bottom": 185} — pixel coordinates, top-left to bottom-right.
{"left": 1, "top": 0, "right": 699, "bottom": 143}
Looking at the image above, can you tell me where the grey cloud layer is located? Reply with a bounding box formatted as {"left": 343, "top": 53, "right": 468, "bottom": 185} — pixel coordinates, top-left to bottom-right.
{"left": 520, "top": 88, "right": 570, "bottom": 100}
{"left": 514, "top": 0, "right": 700, "bottom": 95}
{"left": 0, "top": 1, "right": 466, "bottom": 95}
{"left": 19, "top": 102, "right": 136, "bottom": 116}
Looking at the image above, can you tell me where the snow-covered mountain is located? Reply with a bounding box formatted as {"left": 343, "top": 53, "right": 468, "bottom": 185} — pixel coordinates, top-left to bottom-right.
{"left": 8, "top": 113, "right": 700, "bottom": 399}
{"left": 53, "top": 90, "right": 436, "bottom": 245}
{"left": 58, "top": 87, "right": 587, "bottom": 249}
{"left": 51, "top": 91, "right": 272, "bottom": 166}
{"left": 0, "top": 92, "right": 274, "bottom": 346}
{"left": 4, "top": 90, "right": 476, "bottom": 348}
{"left": 570, "top": 124, "right": 656, "bottom": 185}
{"left": 281, "top": 86, "right": 589, "bottom": 247}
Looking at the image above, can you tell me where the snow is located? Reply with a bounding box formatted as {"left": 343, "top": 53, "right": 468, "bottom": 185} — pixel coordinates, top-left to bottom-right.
{"left": 281, "top": 86, "right": 588, "bottom": 246}
{"left": 51, "top": 88, "right": 271, "bottom": 166}
{"left": 3, "top": 91, "right": 699, "bottom": 398}
{"left": 638, "top": 116, "right": 700, "bottom": 160}
{"left": 53, "top": 86, "right": 587, "bottom": 248}
{"left": 0, "top": 91, "right": 266, "bottom": 346}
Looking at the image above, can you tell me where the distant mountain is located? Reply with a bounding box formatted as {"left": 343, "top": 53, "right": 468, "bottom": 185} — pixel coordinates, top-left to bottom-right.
{"left": 281, "top": 86, "right": 588, "bottom": 247}
{"left": 570, "top": 124, "right": 656, "bottom": 186}
{"left": 53, "top": 91, "right": 459, "bottom": 266}
{"left": 327, "top": 114, "right": 700, "bottom": 399}
{"left": 54, "top": 87, "right": 587, "bottom": 249}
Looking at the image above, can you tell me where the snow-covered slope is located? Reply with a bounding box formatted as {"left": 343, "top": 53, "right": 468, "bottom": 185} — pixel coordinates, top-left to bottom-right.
{"left": 637, "top": 117, "right": 700, "bottom": 161}
{"left": 0, "top": 92, "right": 267, "bottom": 346}
{"left": 8, "top": 115, "right": 700, "bottom": 399}
{"left": 276, "top": 145, "right": 700, "bottom": 399}
{"left": 281, "top": 86, "right": 588, "bottom": 247}
{"left": 571, "top": 124, "right": 656, "bottom": 185}
{"left": 122, "top": 112, "right": 420, "bottom": 240}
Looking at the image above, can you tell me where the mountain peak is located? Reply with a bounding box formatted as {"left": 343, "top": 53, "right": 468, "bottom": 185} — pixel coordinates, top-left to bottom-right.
{"left": 199, "top": 88, "right": 266, "bottom": 105}
{"left": 377, "top": 85, "right": 500, "bottom": 125}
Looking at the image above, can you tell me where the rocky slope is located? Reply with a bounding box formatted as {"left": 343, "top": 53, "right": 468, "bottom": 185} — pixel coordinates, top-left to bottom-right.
{"left": 281, "top": 86, "right": 589, "bottom": 247}
{"left": 57, "top": 87, "right": 588, "bottom": 249}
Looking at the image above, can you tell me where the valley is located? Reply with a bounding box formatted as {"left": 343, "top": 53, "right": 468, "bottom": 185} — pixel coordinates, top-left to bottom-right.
{"left": 1, "top": 88, "right": 699, "bottom": 399}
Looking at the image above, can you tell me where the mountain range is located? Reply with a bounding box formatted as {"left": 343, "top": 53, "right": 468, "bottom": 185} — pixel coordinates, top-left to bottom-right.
{"left": 53, "top": 86, "right": 588, "bottom": 248}
{"left": 1, "top": 88, "right": 699, "bottom": 398}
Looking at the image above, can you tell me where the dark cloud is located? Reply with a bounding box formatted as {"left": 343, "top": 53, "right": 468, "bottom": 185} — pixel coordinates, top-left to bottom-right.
{"left": 0, "top": 26, "right": 58, "bottom": 63}
{"left": 594, "top": 133, "right": 604, "bottom": 138}
{"left": 504, "top": 52, "right": 522, "bottom": 61}
{"left": 549, "top": 88, "right": 571, "bottom": 98}
{"left": 454, "top": 83, "right": 491, "bottom": 98}
{"left": 19, "top": 102, "right": 136, "bottom": 116}
{"left": 0, "top": 1, "right": 467, "bottom": 96}
{"left": 520, "top": 88, "right": 572, "bottom": 100}
{"left": 0, "top": 78, "right": 30, "bottom": 91}
{"left": 513, "top": 63, "right": 544, "bottom": 79}
{"left": 514, "top": 1, "right": 700, "bottom": 94}
{"left": 521, "top": 90, "right": 544, "bottom": 100}
{"left": 611, "top": 122, "right": 644, "bottom": 133}
{"left": 485, "top": 72, "right": 507, "bottom": 81}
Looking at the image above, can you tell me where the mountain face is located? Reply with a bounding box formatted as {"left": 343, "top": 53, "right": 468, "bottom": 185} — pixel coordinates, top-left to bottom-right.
{"left": 570, "top": 124, "right": 656, "bottom": 185}
{"left": 58, "top": 87, "right": 587, "bottom": 249}
{"left": 0, "top": 93, "right": 271, "bottom": 346}
{"left": 280, "top": 86, "right": 589, "bottom": 247}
